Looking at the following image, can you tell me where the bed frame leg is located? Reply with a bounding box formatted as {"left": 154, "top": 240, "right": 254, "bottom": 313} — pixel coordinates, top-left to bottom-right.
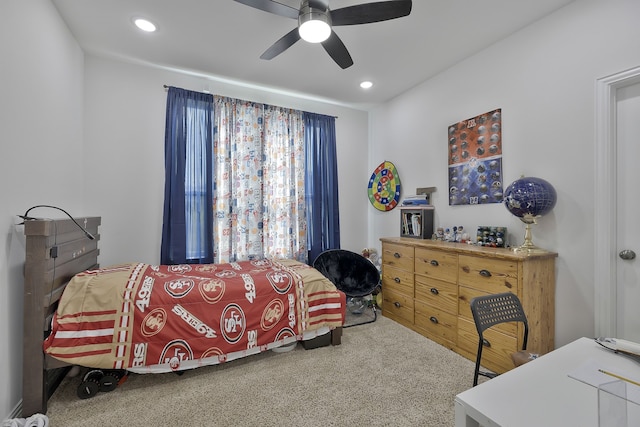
{"left": 331, "top": 327, "right": 342, "bottom": 346}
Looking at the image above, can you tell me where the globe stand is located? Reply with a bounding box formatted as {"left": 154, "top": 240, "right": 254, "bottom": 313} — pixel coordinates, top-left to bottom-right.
{"left": 512, "top": 216, "right": 547, "bottom": 254}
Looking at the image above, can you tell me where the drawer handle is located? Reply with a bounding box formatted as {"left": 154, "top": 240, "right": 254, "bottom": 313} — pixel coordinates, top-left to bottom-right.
{"left": 479, "top": 269, "right": 492, "bottom": 277}
{"left": 394, "top": 277, "right": 401, "bottom": 283}
{"left": 482, "top": 338, "right": 491, "bottom": 348}
{"left": 430, "top": 260, "right": 439, "bottom": 266}
{"left": 394, "top": 302, "right": 401, "bottom": 308}
{"left": 430, "top": 287, "right": 439, "bottom": 295}
{"left": 429, "top": 316, "right": 438, "bottom": 324}
{"left": 394, "top": 252, "right": 401, "bottom": 258}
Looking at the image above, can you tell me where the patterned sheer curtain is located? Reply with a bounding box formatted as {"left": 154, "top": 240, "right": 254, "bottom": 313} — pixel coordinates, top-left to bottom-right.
{"left": 263, "top": 105, "right": 306, "bottom": 261}
{"left": 213, "top": 96, "right": 306, "bottom": 263}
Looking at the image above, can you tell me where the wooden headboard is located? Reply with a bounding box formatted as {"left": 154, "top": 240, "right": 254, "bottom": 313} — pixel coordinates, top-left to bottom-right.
{"left": 22, "top": 216, "right": 101, "bottom": 416}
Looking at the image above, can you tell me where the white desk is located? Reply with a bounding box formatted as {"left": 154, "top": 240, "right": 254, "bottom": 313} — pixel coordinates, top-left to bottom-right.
{"left": 455, "top": 337, "right": 640, "bottom": 427}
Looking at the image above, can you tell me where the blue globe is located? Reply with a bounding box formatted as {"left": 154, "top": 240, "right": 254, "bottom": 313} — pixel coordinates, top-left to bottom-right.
{"left": 504, "top": 177, "right": 557, "bottom": 223}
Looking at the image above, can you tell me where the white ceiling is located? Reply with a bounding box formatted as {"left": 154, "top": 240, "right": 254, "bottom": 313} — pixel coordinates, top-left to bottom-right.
{"left": 52, "top": 0, "right": 574, "bottom": 109}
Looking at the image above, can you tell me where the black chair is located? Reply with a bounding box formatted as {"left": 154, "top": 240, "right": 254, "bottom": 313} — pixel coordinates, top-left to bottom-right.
{"left": 313, "top": 249, "right": 380, "bottom": 327}
{"left": 470, "top": 292, "right": 529, "bottom": 386}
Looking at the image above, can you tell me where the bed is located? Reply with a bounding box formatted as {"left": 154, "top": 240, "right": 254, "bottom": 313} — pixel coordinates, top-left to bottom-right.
{"left": 22, "top": 216, "right": 345, "bottom": 416}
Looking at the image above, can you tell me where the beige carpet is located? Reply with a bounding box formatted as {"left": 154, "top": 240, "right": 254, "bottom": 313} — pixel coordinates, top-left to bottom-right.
{"left": 46, "top": 315, "right": 476, "bottom": 426}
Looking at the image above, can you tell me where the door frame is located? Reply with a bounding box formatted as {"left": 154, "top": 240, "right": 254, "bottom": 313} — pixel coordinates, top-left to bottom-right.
{"left": 595, "top": 65, "right": 640, "bottom": 337}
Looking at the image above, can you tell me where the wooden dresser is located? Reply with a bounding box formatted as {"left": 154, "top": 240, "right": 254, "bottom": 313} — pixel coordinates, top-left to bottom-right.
{"left": 380, "top": 237, "right": 557, "bottom": 375}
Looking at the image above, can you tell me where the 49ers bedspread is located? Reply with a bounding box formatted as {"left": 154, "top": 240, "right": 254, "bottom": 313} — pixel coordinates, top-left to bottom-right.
{"left": 43, "top": 259, "right": 345, "bottom": 373}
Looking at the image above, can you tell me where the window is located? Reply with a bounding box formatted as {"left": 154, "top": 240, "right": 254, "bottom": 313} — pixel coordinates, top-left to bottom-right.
{"left": 162, "top": 87, "right": 339, "bottom": 265}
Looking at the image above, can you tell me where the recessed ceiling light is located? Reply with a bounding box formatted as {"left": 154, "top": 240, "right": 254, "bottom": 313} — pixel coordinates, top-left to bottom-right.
{"left": 360, "top": 81, "right": 373, "bottom": 89}
{"left": 134, "top": 18, "right": 156, "bottom": 32}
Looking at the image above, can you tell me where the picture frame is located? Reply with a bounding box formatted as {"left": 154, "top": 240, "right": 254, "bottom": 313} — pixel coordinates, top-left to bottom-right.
{"left": 448, "top": 109, "right": 503, "bottom": 206}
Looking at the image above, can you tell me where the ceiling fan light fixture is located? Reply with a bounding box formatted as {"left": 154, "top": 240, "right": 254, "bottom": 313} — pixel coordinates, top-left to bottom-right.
{"left": 298, "top": 6, "right": 331, "bottom": 43}
{"left": 235, "top": 0, "right": 412, "bottom": 68}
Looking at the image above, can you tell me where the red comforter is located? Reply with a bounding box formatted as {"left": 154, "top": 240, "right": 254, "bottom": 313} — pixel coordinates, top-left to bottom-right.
{"left": 44, "top": 259, "right": 345, "bottom": 373}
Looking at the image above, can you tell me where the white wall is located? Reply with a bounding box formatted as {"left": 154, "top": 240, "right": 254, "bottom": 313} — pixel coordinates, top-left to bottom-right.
{"left": 0, "top": 0, "right": 86, "bottom": 419}
{"left": 368, "top": 0, "right": 640, "bottom": 348}
{"left": 82, "top": 57, "right": 369, "bottom": 268}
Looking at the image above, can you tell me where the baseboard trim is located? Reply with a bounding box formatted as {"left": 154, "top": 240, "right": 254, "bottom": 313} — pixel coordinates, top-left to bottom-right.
{"left": 3, "top": 400, "right": 23, "bottom": 422}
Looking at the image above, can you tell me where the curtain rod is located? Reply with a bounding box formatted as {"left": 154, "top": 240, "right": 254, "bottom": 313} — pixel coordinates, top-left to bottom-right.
{"left": 162, "top": 85, "right": 338, "bottom": 119}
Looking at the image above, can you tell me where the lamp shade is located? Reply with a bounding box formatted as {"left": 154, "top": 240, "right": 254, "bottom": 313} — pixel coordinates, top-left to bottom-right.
{"left": 298, "top": 4, "right": 331, "bottom": 43}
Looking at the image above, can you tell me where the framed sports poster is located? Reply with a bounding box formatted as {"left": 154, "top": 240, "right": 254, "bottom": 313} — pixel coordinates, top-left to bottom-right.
{"left": 448, "top": 108, "right": 503, "bottom": 205}
{"left": 368, "top": 160, "right": 401, "bottom": 211}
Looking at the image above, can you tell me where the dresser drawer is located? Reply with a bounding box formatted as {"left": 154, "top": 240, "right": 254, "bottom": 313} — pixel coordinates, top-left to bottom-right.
{"left": 415, "top": 276, "right": 457, "bottom": 314}
{"left": 415, "top": 300, "right": 457, "bottom": 344}
{"left": 457, "top": 286, "right": 517, "bottom": 336}
{"left": 458, "top": 255, "right": 518, "bottom": 294}
{"left": 458, "top": 317, "right": 517, "bottom": 374}
{"left": 382, "top": 243, "right": 414, "bottom": 272}
{"left": 382, "top": 264, "right": 414, "bottom": 296}
{"left": 382, "top": 288, "right": 414, "bottom": 324}
{"left": 414, "top": 248, "right": 458, "bottom": 283}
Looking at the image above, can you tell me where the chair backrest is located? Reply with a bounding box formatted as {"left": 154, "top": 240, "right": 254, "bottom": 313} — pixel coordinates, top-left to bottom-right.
{"left": 470, "top": 292, "right": 529, "bottom": 386}
{"left": 312, "top": 249, "right": 380, "bottom": 297}
{"left": 470, "top": 292, "right": 528, "bottom": 342}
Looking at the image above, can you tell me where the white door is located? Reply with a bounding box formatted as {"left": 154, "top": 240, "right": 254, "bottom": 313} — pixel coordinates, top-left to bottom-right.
{"left": 615, "top": 82, "right": 640, "bottom": 342}
{"left": 595, "top": 66, "right": 640, "bottom": 341}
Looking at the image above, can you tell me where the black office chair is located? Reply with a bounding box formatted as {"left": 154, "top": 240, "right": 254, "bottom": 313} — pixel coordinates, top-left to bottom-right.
{"left": 313, "top": 249, "right": 380, "bottom": 327}
{"left": 470, "top": 292, "right": 529, "bottom": 386}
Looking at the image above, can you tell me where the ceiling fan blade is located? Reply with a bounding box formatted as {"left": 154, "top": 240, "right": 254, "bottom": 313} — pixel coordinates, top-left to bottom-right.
{"left": 233, "top": 0, "right": 299, "bottom": 19}
{"left": 331, "top": 0, "right": 412, "bottom": 26}
{"left": 260, "top": 28, "right": 302, "bottom": 60}
{"left": 321, "top": 31, "right": 354, "bottom": 69}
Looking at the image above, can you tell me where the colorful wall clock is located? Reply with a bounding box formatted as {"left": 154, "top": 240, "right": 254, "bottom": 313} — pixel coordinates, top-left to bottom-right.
{"left": 368, "top": 160, "right": 401, "bottom": 211}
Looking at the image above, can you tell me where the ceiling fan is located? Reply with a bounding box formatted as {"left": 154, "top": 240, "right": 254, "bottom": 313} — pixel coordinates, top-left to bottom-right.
{"left": 233, "top": 0, "right": 412, "bottom": 69}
